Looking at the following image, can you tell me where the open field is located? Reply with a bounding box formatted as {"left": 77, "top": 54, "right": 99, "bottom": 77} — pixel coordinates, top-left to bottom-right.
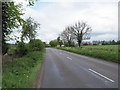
{"left": 81, "top": 45, "right": 119, "bottom": 51}
{"left": 2, "top": 50, "right": 45, "bottom": 88}
{"left": 56, "top": 45, "right": 119, "bottom": 63}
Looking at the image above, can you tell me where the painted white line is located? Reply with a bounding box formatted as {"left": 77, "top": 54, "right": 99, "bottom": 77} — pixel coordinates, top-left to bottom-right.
{"left": 67, "top": 57, "right": 72, "bottom": 60}
{"left": 89, "top": 69, "right": 114, "bottom": 82}
{"left": 60, "top": 53, "right": 62, "bottom": 54}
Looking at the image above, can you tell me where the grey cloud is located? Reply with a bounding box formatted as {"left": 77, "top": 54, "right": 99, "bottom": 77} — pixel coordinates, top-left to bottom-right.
{"left": 11, "top": 1, "right": 118, "bottom": 43}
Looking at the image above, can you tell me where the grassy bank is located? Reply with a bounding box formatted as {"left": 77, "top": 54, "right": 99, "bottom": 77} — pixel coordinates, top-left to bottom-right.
{"left": 56, "top": 46, "right": 119, "bottom": 63}
{"left": 2, "top": 49, "right": 45, "bottom": 88}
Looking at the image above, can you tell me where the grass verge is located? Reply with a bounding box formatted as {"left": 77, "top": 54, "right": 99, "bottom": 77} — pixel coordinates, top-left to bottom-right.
{"left": 56, "top": 47, "right": 119, "bottom": 63}
{"left": 2, "top": 49, "right": 45, "bottom": 88}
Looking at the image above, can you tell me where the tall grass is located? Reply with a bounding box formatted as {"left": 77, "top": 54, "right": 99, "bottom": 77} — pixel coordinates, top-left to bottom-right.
{"left": 2, "top": 50, "right": 45, "bottom": 88}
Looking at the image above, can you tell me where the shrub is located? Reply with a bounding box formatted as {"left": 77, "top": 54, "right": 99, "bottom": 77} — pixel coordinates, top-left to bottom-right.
{"left": 28, "top": 39, "right": 45, "bottom": 51}
{"left": 2, "top": 43, "right": 9, "bottom": 55}
{"left": 8, "top": 48, "right": 16, "bottom": 55}
{"left": 15, "top": 42, "right": 28, "bottom": 56}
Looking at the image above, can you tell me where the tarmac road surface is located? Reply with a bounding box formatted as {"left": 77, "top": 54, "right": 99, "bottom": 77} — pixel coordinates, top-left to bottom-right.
{"left": 40, "top": 48, "right": 118, "bottom": 88}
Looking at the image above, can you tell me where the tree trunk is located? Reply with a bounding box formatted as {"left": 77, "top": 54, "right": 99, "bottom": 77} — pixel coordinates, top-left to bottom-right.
{"left": 78, "top": 40, "right": 82, "bottom": 47}
{"left": 68, "top": 40, "right": 71, "bottom": 47}
{"left": 77, "top": 33, "right": 82, "bottom": 47}
{"left": 78, "top": 42, "right": 80, "bottom": 47}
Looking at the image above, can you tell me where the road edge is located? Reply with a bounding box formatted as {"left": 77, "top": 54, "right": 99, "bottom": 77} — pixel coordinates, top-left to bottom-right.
{"left": 32, "top": 53, "right": 45, "bottom": 88}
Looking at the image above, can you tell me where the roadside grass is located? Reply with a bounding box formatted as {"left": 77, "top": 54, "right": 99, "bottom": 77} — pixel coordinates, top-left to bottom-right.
{"left": 56, "top": 47, "right": 119, "bottom": 63}
{"left": 2, "top": 49, "right": 45, "bottom": 88}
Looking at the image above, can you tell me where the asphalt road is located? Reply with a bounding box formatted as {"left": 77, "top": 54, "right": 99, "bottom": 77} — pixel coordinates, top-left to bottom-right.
{"left": 40, "top": 48, "right": 118, "bottom": 88}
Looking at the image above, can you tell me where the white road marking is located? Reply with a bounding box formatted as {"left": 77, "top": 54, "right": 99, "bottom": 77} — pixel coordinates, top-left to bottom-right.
{"left": 89, "top": 69, "right": 114, "bottom": 82}
{"left": 67, "top": 57, "right": 72, "bottom": 60}
{"left": 60, "top": 53, "right": 62, "bottom": 54}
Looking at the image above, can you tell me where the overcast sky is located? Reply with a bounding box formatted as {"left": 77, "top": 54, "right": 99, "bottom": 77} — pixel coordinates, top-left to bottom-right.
{"left": 12, "top": 0, "right": 119, "bottom": 43}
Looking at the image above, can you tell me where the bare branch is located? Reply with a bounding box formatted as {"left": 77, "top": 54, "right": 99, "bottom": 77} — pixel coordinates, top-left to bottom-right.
{"left": 72, "top": 21, "right": 92, "bottom": 47}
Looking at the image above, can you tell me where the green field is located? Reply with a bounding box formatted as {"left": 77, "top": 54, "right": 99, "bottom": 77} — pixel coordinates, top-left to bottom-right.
{"left": 56, "top": 45, "right": 119, "bottom": 63}
{"left": 81, "top": 45, "right": 119, "bottom": 50}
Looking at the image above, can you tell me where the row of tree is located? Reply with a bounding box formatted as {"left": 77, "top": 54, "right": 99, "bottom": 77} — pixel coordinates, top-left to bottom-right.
{"left": 49, "top": 37, "right": 63, "bottom": 47}
{"left": 101, "top": 40, "right": 120, "bottom": 45}
{"left": 82, "top": 40, "right": 120, "bottom": 45}
{"left": 49, "top": 39, "right": 120, "bottom": 47}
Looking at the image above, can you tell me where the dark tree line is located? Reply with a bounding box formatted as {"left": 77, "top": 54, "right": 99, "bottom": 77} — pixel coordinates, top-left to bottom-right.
{"left": 49, "top": 37, "right": 63, "bottom": 47}
{"left": 82, "top": 40, "right": 120, "bottom": 46}
{"left": 101, "top": 40, "right": 120, "bottom": 45}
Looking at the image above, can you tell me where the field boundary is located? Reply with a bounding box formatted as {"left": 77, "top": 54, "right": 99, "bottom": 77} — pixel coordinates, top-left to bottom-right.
{"left": 82, "top": 48, "right": 118, "bottom": 52}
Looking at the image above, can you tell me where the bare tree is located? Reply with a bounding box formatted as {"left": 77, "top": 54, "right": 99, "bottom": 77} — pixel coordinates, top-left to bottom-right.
{"left": 60, "top": 26, "right": 75, "bottom": 47}
{"left": 72, "top": 21, "right": 92, "bottom": 47}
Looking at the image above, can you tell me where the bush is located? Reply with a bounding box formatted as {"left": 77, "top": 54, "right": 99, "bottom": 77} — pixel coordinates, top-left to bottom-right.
{"left": 2, "top": 43, "right": 9, "bottom": 55}
{"left": 15, "top": 42, "right": 28, "bottom": 56}
{"left": 8, "top": 48, "right": 16, "bottom": 55}
{"left": 11, "top": 39, "right": 45, "bottom": 57}
{"left": 28, "top": 39, "right": 45, "bottom": 51}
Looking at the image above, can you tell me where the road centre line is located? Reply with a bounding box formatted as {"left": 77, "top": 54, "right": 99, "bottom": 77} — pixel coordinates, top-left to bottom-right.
{"left": 67, "top": 57, "right": 72, "bottom": 60}
{"left": 89, "top": 69, "right": 114, "bottom": 82}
